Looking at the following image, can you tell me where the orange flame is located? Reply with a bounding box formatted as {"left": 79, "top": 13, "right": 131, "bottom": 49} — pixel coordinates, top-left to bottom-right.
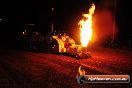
{"left": 78, "top": 4, "right": 95, "bottom": 47}
{"left": 78, "top": 66, "right": 86, "bottom": 76}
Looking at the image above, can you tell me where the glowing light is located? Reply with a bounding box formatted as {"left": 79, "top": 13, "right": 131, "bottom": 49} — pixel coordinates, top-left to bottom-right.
{"left": 78, "top": 4, "right": 95, "bottom": 47}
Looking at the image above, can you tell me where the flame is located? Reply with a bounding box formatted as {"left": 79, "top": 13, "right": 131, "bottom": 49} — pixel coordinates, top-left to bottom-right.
{"left": 78, "top": 4, "right": 95, "bottom": 47}
{"left": 78, "top": 66, "right": 86, "bottom": 76}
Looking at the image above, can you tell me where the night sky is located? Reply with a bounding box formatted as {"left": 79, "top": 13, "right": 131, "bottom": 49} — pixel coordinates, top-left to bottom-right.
{"left": 0, "top": 0, "right": 132, "bottom": 47}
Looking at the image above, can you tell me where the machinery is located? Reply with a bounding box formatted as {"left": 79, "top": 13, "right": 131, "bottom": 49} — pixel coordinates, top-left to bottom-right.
{"left": 51, "top": 34, "right": 91, "bottom": 59}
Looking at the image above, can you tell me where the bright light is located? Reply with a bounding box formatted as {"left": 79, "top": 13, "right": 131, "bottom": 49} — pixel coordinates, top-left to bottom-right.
{"left": 78, "top": 4, "right": 95, "bottom": 47}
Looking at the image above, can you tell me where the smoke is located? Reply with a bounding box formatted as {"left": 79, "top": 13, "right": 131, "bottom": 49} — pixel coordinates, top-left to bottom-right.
{"left": 91, "top": 0, "right": 118, "bottom": 46}
{"left": 71, "top": 0, "right": 118, "bottom": 46}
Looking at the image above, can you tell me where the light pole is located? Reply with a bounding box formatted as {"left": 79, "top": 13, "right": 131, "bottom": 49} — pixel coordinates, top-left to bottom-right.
{"left": 51, "top": 7, "right": 54, "bottom": 33}
{"left": 112, "top": 0, "right": 117, "bottom": 42}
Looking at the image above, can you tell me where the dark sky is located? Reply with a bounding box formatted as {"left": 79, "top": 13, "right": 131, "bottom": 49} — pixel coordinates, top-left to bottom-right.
{"left": 0, "top": 0, "right": 95, "bottom": 36}
{"left": 0, "top": 0, "right": 132, "bottom": 44}
{"left": 0, "top": 0, "right": 101, "bottom": 24}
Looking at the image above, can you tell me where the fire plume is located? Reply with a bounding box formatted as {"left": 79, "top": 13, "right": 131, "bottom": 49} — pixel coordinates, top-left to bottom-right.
{"left": 79, "top": 4, "right": 95, "bottom": 47}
